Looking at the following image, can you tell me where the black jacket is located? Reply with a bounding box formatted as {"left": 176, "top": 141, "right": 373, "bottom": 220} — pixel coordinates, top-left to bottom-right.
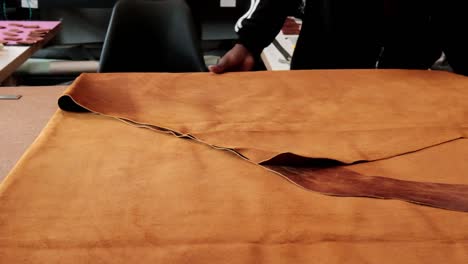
{"left": 236, "top": 0, "right": 468, "bottom": 75}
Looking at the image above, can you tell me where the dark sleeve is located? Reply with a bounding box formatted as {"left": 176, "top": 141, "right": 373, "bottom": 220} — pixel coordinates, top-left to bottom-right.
{"left": 235, "top": 0, "right": 299, "bottom": 56}
{"left": 435, "top": 1, "right": 468, "bottom": 76}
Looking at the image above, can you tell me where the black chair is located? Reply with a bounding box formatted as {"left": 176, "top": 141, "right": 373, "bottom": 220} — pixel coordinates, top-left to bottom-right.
{"left": 99, "top": 0, "right": 207, "bottom": 73}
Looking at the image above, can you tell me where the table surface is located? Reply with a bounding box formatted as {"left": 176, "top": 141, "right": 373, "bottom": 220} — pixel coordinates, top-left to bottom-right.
{"left": 0, "top": 85, "right": 66, "bottom": 181}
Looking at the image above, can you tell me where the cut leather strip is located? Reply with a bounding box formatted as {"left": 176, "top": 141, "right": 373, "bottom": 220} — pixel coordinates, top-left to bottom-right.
{"left": 265, "top": 165, "right": 468, "bottom": 213}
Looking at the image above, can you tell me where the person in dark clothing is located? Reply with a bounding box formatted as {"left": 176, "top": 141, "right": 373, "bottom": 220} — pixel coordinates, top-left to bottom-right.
{"left": 209, "top": 0, "right": 468, "bottom": 76}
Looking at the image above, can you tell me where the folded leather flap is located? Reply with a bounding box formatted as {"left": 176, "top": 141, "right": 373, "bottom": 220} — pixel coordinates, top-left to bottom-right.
{"left": 59, "top": 70, "right": 468, "bottom": 164}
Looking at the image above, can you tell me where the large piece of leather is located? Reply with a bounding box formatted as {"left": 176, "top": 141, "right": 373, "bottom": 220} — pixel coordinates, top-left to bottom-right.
{"left": 1, "top": 70, "right": 468, "bottom": 262}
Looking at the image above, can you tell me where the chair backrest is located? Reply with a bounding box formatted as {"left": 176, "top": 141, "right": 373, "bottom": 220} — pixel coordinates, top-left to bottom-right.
{"left": 99, "top": 0, "right": 207, "bottom": 73}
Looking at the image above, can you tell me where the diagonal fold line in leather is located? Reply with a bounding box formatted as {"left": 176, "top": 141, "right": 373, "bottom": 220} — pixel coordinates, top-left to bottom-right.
{"left": 59, "top": 92, "right": 250, "bottom": 159}
{"left": 59, "top": 100, "right": 468, "bottom": 213}
{"left": 119, "top": 115, "right": 468, "bottom": 213}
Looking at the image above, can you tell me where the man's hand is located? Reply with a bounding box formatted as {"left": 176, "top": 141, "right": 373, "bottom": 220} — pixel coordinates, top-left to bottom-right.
{"left": 281, "top": 16, "right": 301, "bottom": 35}
{"left": 209, "top": 44, "right": 255, "bottom": 74}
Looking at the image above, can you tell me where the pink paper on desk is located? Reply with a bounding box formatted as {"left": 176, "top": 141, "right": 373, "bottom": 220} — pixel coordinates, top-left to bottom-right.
{"left": 0, "top": 20, "right": 61, "bottom": 46}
